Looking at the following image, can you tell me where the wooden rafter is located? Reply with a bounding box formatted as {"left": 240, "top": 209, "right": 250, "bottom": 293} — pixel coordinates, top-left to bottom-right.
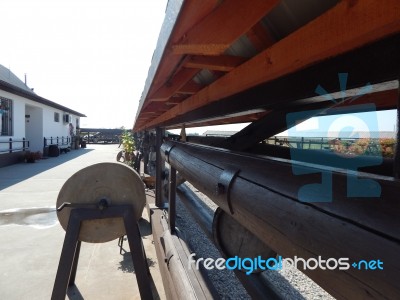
{"left": 148, "top": 68, "right": 200, "bottom": 102}
{"left": 172, "top": 0, "right": 279, "bottom": 55}
{"left": 164, "top": 111, "right": 270, "bottom": 130}
{"left": 140, "top": 0, "right": 219, "bottom": 111}
{"left": 184, "top": 55, "right": 246, "bottom": 72}
{"left": 328, "top": 89, "right": 398, "bottom": 112}
{"left": 246, "top": 22, "right": 276, "bottom": 52}
{"left": 138, "top": 0, "right": 400, "bottom": 131}
{"left": 177, "top": 80, "right": 203, "bottom": 95}
{"left": 166, "top": 95, "right": 187, "bottom": 106}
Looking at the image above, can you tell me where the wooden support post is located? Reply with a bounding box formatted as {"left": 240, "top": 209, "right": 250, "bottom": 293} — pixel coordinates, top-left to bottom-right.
{"left": 394, "top": 77, "right": 400, "bottom": 178}
{"left": 168, "top": 166, "right": 176, "bottom": 233}
{"left": 155, "top": 127, "right": 164, "bottom": 207}
{"left": 179, "top": 124, "right": 187, "bottom": 142}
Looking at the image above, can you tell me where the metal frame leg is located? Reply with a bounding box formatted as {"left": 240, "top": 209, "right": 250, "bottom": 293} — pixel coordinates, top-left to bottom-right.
{"left": 69, "top": 240, "right": 81, "bottom": 286}
{"left": 52, "top": 206, "right": 153, "bottom": 300}
{"left": 51, "top": 210, "right": 81, "bottom": 299}
{"left": 123, "top": 208, "right": 153, "bottom": 299}
{"left": 118, "top": 236, "right": 125, "bottom": 254}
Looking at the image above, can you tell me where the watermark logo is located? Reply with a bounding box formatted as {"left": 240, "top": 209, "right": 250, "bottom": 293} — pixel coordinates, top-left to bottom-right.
{"left": 286, "top": 73, "right": 382, "bottom": 202}
{"left": 188, "top": 254, "right": 384, "bottom": 275}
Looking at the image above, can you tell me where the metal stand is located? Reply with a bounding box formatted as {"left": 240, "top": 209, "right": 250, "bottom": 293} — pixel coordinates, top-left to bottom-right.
{"left": 51, "top": 205, "right": 153, "bottom": 300}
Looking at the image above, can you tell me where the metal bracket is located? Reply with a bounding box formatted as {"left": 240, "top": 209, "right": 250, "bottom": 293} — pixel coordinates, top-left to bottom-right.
{"left": 216, "top": 167, "right": 240, "bottom": 214}
{"left": 163, "top": 144, "right": 175, "bottom": 163}
{"left": 57, "top": 198, "right": 109, "bottom": 212}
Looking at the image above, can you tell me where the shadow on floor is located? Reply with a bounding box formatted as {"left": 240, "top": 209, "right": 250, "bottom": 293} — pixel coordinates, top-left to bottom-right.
{"left": 67, "top": 260, "right": 161, "bottom": 300}
{"left": 67, "top": 285, "right": 84, "bottom": 300}
{"left": 138, "top": 217, "right": 152, "bottom": 237}
{"left": 0, "top": 148, "right": 94, "bottom": 190}
{"left": 118, "top": 251, "right": 156, "bottom": 274}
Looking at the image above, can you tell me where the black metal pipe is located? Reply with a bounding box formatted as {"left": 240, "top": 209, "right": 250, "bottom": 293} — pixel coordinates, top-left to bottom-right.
{"left": 160, "top": 140, "right": 400, "bottom": 299}
{"left": 176, "top": 184, "right": 282, "bottom": 299}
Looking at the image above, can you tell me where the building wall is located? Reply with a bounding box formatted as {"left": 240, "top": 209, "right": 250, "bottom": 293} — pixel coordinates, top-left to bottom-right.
{"left": 25, "top": 105, "right": 43, "bottom": 152}
{"left": 0, "top": 89, "right": 81, "bottom": 153}
{"left": 42, "top": 107, "right": 69, "bottom": 139}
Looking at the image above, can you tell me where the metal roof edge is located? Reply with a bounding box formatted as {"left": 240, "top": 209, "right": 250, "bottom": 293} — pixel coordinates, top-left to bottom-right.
{"left": 134, "top": 0, "right": 184, "bottom": 125}
{"left": 0, "top": 79, "right": 86, "bottom": 117}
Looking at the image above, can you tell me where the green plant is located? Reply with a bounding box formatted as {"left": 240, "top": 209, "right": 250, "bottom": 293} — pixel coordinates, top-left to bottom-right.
{"left": 379, "top": 138, "right": 396, "bottom": 158}
{"left": 121, "top": 131, "right": 136, "bottom": 165}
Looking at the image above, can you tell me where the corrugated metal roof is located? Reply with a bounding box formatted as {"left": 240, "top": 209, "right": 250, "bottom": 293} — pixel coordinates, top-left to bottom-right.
{"left": 0, "top": 64, "right": 35, "bottom": 95}
{"left": 0, "top": 64, "right": 86, "bottom": 117}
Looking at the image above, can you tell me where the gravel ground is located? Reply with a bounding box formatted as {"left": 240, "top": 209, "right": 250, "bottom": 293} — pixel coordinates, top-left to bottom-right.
{"left": 175, "top": 182, "right": 335, "bottom": 300}
{"left": 175, "top": 188, "right": 249, "bottom": 299}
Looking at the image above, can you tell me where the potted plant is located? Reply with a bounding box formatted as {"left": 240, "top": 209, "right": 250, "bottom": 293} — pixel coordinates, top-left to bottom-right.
{"left": 25, "top": 152, "right": 36, "bottom": 163}
{"left": 24, "top": 151, "right": 42, "bottom": 163}
{"left": 121, "top": 131, "right": 136, "bottom": 166}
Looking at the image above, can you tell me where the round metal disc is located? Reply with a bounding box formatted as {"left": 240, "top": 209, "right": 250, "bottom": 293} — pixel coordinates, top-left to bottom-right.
{"left": 57, "top": 162, "right": 145, "bottom": 243}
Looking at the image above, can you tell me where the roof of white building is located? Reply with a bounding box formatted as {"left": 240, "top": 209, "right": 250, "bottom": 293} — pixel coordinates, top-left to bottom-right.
{"left": 0, "top": 64, "right": 86, "bottom": 117}
{"left": 0, "top": 65, "right": 36, "bottom": 94}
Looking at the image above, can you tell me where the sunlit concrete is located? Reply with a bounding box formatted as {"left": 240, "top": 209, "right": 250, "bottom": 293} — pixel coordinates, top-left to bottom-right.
{"left": 0, "top": 144, "right": 165, "bottom": 299}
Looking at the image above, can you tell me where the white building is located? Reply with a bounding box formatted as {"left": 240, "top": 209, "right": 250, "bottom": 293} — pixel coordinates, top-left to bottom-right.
{"left": 0, "top": 64, "right": 86, "bottom": 167}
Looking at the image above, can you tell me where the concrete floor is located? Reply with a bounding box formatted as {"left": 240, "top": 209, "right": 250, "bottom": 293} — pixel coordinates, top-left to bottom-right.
{"left": 0, "top": 144, "right": 165, "bottom": 300}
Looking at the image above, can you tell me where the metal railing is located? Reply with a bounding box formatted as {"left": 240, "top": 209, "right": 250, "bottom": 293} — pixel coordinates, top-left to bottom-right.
{"left": 44, "top": 136, "right": 71, "bottom": 148}
{"left": 266, "top": 136, "right": 386, "bottom": 149}
{"left": 265, "top": 136, "right": 396, "bottom": 157}
{"left": 0, "top": 138, "right": 29, "bottom": 153}
{"left": 266, "top": 136, "right": 333, "bottom": 150}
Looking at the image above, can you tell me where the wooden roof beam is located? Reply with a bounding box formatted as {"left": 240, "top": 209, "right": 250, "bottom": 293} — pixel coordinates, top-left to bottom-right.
{"left": 139, "top": 0, "right": 400, "bottom": 131}
{"left": 246, "top": 22, "right": 276, "bottom": 52}
{"left": 172, "top": 0, "right": 280, "bottom": 55}
{"left": 164, "top": 111, "right": 269, "bottom": 130}
{"left": 184, "top": 55, "right": 246, "bottom": 72}
{"left": 139, "top": 0, "right": 219, "bottom": 110}
{"left": 177, "top": 80, "right": 203, "bottom": 95}
{"left": 148, "top": 68, "right": 200, "bottom": 102}
{"left": 166, "top": 94, "right": 187, "bottom": 106}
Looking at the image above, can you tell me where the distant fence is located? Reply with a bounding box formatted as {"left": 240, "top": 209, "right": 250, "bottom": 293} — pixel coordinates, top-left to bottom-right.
{"left": 0, "top": 138, "right": 29, "bottom": 153}
{"left": 80, "top": 128, "right": 122, "bottom": 144}
{"left": 265, "top": 136, "right": 395, "bottom": 157}
{"left": 43, "top": 136, "right": 71, "bottom": 148}
{"left": 266, "top": 136, "right": 338, "bottom": 150}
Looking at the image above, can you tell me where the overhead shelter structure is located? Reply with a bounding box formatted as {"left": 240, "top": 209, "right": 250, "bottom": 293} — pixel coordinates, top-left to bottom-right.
{"left": 133, "top": 1, "right": 400, "bottom": 299}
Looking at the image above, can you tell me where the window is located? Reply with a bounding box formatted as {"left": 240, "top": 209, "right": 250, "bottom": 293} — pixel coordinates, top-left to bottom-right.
{"left": 54, "top": 112, "right": 60, "bottom": 122}
{"left": 0, "top": 97, "right": 13, "bottom": 136}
